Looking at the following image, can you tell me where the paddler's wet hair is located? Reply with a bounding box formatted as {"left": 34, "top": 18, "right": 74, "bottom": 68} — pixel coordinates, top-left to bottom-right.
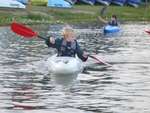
{"left": 112, "top": 14, "right": 117, "bottom": 19}
{"left": 62, "top": 25, "right": 75, "bottom": 39}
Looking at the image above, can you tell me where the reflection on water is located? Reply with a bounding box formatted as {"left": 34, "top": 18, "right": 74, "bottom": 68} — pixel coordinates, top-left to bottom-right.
{"left": 0, "top": 23, "right": 150, "bottom": 113}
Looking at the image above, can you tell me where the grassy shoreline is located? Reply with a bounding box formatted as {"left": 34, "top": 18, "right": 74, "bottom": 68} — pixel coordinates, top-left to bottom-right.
{"left": 0, "top": 4, "right": 150, "bottom": 26}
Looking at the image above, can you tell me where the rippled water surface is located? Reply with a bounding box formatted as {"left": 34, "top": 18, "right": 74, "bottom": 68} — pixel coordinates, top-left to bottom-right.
{"left": 0, "top": 23, "right": 150, "bottom": 113}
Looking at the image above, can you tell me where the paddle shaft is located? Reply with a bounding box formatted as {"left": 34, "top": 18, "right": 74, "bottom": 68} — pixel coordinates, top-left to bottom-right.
{"left": 145, "top": 30, "right": 150, "bottom": 35}
{"left": 37, "top": 35, "right": 47, "bottom": 40}
{"left": 88, "top": 55, "right": 112, "bottom": 66}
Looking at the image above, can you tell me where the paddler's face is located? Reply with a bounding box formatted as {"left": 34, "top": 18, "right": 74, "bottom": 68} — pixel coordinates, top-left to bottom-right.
{"left": 112, "top": 17, "right": 116, "bottom": 21}
{"left": 63, "top": 29, "right": 75, "bottom": 42}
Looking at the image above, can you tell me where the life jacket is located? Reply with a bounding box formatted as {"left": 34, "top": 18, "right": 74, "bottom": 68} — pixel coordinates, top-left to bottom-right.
{"left": 109, "top": 20, "right": 118, "bottom": 26}
{"left": 57, "top": 39, "right": 77, "bottom": 57}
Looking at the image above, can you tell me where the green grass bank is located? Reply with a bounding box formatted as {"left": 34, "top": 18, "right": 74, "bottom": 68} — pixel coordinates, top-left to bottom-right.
{"left": 0, "top": 1, "right": 150, "bottom": 26}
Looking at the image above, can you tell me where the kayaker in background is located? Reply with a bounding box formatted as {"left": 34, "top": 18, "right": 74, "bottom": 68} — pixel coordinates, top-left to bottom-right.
{"left": 108, "top": 14, "right": 118, "bottom": 26}
{"left": 45, "top": 25, "right": 88, "bottom": 62}
{"left": 98, "top": 6, "right": 118, "bottom": 26}
{"left": 98, "top": 14, "right": 118, "bottom": 26}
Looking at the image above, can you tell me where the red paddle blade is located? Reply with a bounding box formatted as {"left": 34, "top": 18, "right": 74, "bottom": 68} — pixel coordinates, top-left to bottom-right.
{"left": 145, "top": 30, "right": 150, "bottom": 35}
{"left": 11, "top": 22, "right": 38, "bottom": 38}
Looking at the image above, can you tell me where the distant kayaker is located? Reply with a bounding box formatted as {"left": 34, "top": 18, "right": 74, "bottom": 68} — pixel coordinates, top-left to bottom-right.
{"left": 108, "top": 15, "right": 118, "bottom": 26}
{"left": 99, "top": 6, "right": 118, "bottom": 26}
{"left": 45, "top": 25, "right": 88, "bottom": 62}
{"left": 98, "top": 14, "right": 118, "bottom": 26}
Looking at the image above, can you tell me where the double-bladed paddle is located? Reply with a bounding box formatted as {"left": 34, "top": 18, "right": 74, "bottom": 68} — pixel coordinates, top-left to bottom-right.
{"left": 11, "top": 22, "right": 111, "bottom": 66}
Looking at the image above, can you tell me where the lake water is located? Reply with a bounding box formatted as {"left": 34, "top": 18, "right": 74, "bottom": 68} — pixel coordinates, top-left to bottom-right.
{"left": 0, "top": 23, "right": 150, "bottom": 113}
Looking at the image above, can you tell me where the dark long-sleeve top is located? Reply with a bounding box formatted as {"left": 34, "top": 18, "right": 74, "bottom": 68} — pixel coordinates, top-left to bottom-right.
{"left": 108, "top": 20, "right": 118, "bottom": 26}
{"left": 45, "top": 38, "right": 88, "bottom": 62}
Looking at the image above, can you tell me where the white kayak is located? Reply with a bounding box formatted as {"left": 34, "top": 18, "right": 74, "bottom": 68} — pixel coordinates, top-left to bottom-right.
{"left": 46, "top": 55, "right": 84, "bottom": 75}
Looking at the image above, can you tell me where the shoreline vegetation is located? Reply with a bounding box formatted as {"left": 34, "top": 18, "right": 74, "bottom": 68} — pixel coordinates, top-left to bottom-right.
{"left": 0, "top": 0, "right": 150, "bottom": 26}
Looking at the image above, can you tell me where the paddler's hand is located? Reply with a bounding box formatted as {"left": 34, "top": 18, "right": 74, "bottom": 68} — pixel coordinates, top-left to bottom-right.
{"left": 83, "top": 51, "right": 88, "bottom": 59}
{"left": 49, "top": 37, "right": 55, "bottom": 44}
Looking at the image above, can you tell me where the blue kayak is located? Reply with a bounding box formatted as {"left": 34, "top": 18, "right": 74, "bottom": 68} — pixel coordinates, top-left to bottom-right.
{"left": 104, "top": 25, "right": 120, "bottom": 34}
{"left": 96, "top": 0, "right": 111, "bottom": 5}
{"left": 127, "top": 0, "right": 141, "bottom": 7}
{"left": 112, "top": 0, "right": 126, "bottom": 6}
{"left": 17, "top": 0, "right": 28, "bottom": 4}
{"left": 79, "top": 0, "right": 95, "bottom": 5}
{"left": 48, "top": 0, "right": 72, "bottom": 8}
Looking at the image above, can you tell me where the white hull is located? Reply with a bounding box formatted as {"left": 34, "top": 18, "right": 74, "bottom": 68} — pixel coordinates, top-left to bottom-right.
{"left": 0, "top": 0, "right": 25, "bottom": 9}
{"left": 46, "top": 55, "right": 84, "bottom": 75}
